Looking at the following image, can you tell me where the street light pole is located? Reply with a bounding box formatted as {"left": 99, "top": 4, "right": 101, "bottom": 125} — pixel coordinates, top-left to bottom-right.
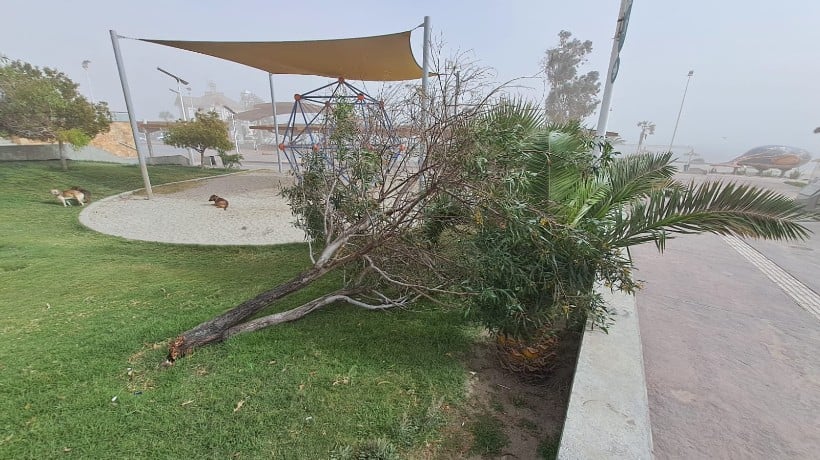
{"left": 594, "top": 0, "right": 634, "bottom": 157}
{"left": 668, "top": 70, "right": 694, "bottom": 153}
{"left": 158, "top": 67, "right": 189, "bottom": 121}
{"left": 158, "top": 67, "right": 194, "bottom": 164}
{"left": 81, "top": 60, "right": 95, "bottom": 104}
{"left": 223, "top": 105, "right": 240, "bottom": 153}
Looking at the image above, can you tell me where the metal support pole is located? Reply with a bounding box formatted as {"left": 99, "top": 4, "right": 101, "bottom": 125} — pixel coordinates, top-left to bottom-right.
{"left": 110, "top": 30, "right": 153, "bottom": 199}
{"left": 269, "top": 72, "right": 281, "bottom": 172}
{"left": 594, "top": 0, "right": 633, "bottom": 156}
{"left": 422, "top": 16, "right": 431, "bottom": 99}
{"left": 668, "top": 70, "right": 694, "bottom": 153}
{"left": 143, "top": 120, "right": 155, "bottom": 158}
{"left": 420, "top": 15, "right": 432, "bottom": 174}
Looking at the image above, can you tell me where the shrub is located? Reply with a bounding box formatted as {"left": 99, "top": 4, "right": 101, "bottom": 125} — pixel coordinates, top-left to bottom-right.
{"left": 218, "top": 151, "right": 243, "bottom": 169}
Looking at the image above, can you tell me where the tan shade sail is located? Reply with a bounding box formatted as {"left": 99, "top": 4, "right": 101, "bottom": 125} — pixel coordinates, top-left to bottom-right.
{"left": 141, "top": 30, "right": 423, "bottom": 81}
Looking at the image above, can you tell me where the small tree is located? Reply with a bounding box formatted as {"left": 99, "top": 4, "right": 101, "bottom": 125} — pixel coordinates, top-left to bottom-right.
{"left": 158, "top": 110, "right": 175, "bottom": 122}
{"left": 541, "top": 30, "right": 601, "bottom": 124}
{"left": 164, "top": 111, "right": 233, "bottom": 168}
{"left": 0, "top": 58, "right": 111, "bottom": 170}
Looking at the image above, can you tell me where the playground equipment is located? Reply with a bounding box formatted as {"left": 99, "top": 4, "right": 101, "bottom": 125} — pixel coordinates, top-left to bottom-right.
{"left": 277, "top": 78, "right": 405, "bottom": 181}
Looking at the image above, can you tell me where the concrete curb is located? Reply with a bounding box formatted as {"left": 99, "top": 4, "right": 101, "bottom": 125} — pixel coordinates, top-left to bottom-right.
{"left": 557, "top": 289, "right": 654, "bottom": 459}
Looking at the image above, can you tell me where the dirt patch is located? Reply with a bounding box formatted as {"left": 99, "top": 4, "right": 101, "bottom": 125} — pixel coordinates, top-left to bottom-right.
{"left": 425, "top": 330, "right": 581, "bottom": 459}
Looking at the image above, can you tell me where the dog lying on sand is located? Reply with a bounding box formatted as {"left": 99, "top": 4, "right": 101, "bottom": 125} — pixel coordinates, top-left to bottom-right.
{"left": 51, "top": 187, "right": 91, "bottom": 207}
{"left": 208, "top": 194, "right": 229, "bottom": 210}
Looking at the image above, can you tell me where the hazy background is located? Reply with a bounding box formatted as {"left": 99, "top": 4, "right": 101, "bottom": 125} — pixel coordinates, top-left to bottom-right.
{"left": 1, "top": 0, "right": 818, "bottom": 162}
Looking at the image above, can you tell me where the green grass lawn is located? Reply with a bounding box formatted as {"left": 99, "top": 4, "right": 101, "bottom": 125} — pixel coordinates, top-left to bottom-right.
{"left": 0, "top": 161, "right": 475, "bottom": 459}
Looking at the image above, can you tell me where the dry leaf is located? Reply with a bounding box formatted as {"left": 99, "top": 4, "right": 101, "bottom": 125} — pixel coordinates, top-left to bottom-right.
{"left": 233, "top": 399, "right": 245, "bottom": 412}
{"left": 181, "top": 400, "right": 194, "bottom": 406}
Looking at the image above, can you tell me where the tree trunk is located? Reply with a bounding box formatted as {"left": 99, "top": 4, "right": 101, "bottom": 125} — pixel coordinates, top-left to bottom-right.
{"left": 199, "top": 149, "right": 206, "bottom": 169}
{"left": 223, "top": 289, "right": 358, "bottom": 338}
{"left": 58, "top": 141, "right": 68, "bottom": 171}
{"left": 166, "top": 264, "right": 333, "bottom": 363}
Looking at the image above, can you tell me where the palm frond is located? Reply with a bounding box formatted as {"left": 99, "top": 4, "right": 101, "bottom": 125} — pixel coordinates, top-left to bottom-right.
{"left": 607, "top": 180, "right": 814, "bottom": 250}
{"left": 522, "top": 129, "right": 595, "bottom": 206}
{"left": 592, "top": 151, "right": 678, "bottom": 217}
{"left": 475, "top": 99, "right": 544, "bottom": 142}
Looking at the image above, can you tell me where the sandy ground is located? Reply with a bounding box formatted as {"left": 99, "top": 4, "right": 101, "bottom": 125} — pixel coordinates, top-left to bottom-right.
{"left": 79, "top": 170, "right": 306, "bottom": 245}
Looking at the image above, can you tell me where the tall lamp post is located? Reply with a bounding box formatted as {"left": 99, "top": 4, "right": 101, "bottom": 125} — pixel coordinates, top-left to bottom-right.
{"left": 81, "top": 60, "right": 95, "bottom": 103}
{"left": 158, "top": 67, "right": 194, "bottom": 164}
{"left": 158, "top": 67, "right": 189, "bottom": 121}
{"left": 668, "top": 70, "right": 694, "bottom": 153}
{"left": 223, "top": 105, "right": 240, "bottom": 153}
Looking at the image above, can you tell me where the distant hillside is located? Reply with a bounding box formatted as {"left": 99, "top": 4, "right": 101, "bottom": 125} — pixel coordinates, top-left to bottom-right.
{"left": 89, "top": 122, "right": 137, "bottom": 158}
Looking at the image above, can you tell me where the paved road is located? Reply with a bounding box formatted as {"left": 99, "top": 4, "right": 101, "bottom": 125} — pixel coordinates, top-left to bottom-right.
{"left": 744, "top": 222, "right": 820, "bottom": 297}
{"left": 632, "top": 231, "right": 820, "bottom": 459}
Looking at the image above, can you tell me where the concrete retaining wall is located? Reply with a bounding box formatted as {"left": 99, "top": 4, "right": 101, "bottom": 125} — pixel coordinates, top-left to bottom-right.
{"left": 557, "top": 289, "right": 654, "bottom": 459}
{"left": 147, "top": 155, "right": 191, "bottom": 166}
{"left": 0, "top": 144, "right": 62, "bottom": 161}
{"left": 0, "top": 143, "right": 137, "bottom": 164}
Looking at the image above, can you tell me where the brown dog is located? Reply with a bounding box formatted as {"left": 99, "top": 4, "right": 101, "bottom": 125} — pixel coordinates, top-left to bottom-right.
{"left": 70, "top": 186, "right": 91, "bottom": 203}
{"left": 51, "top": 188, "right": 86, "bottom": 207}
{"left": 208, "top": 194, "right": 229, "bottom": 210}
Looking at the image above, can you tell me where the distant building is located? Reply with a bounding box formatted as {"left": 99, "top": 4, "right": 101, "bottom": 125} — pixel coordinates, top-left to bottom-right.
{"left": 173, "top": 91, "right": 242, "bottom": 121}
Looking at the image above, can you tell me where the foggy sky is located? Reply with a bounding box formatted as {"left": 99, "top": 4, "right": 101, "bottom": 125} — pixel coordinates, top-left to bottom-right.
{"left": 1, "top": 0, "right": 818, "bottom": 162}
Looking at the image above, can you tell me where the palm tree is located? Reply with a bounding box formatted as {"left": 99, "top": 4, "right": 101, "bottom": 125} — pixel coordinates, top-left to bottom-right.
{"left": 636, "top": 120, "right": 655, "bottom": 153}
{"left": 461, "top": 103, "right": 813, "bottom": 373}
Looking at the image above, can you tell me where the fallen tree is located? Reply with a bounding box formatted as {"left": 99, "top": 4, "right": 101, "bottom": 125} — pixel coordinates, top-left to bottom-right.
{"left": 165, "top": 52, "right": 815, "bottom": 367}
{"left": 165, "top": 55, "right": 495, "bottom": 364}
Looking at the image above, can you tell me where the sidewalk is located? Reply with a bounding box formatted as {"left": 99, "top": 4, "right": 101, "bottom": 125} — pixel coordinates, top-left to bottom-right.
{"left": 631, "top": 232, "right": 820, "bottom": 459}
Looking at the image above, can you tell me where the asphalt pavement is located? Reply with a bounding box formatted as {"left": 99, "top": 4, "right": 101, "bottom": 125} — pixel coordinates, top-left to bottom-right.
{"left": 632, "top": 220, "right": 820, "bottom": 458}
